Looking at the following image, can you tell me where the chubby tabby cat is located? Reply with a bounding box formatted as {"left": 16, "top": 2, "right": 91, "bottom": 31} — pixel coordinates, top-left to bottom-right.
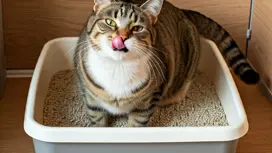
{"left": 73, "top": 0, "right": 260, "bottom": 127}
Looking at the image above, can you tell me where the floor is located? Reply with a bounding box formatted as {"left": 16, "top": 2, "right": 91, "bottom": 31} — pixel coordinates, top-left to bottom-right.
{"left": 0, "top": 77, "right": 271, "bottom": 153}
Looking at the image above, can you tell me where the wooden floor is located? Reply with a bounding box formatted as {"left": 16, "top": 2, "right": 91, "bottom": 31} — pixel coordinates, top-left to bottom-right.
{"left": 0, "top": 77, "right": 271, "bottom": 153}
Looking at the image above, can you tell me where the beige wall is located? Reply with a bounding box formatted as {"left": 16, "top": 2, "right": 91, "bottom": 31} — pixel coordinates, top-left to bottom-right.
{"left": 249, "top": 0, "right": 272, "bottom": 89}
{"left": 0, "top": 0, "right": 5, "bottom": 98}
{"left": 3, "top": 0, "right": 250, "bottom": 68}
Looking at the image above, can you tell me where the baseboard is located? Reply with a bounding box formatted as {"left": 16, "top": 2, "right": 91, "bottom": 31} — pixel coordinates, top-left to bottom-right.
{"left": 246, "top": 59, "right": 272, "bottom": 103}
{"left": 259, "top": 79, "right": 272, "bottom": 103}
{"left": 6, "top": 69, "right": 34, "bottom": 78}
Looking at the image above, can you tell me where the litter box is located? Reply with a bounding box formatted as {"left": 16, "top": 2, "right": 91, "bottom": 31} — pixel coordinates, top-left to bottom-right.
{"left": 24, "top": 37, "right": 249, "bottom": 153}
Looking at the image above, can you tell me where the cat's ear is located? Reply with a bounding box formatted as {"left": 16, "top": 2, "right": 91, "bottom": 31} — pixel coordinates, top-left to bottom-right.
{"left": 140, "top": 0, "right": 164, "bottom": 24}
{"left": 93, "top": 0, "right": 111, "bottom": 12}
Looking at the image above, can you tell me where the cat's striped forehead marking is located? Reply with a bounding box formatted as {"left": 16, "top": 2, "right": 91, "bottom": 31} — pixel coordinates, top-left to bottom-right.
{"left": 106, "top": 2, "right": 145, "bottom": 24}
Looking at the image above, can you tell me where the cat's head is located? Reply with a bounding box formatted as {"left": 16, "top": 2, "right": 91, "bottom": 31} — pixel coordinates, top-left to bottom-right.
{"left": 87, "top": 0, "right": 164, "bottom": 61}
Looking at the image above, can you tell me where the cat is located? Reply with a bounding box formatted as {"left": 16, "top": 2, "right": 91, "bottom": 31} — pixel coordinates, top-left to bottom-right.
{"left": 73, "top": 0, "right": 260, "bottom": 127}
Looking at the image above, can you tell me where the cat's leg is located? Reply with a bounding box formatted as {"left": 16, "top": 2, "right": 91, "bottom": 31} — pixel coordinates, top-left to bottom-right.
{"left": 75, "top": 71, "right": 108, "bottom": 127}
{"left": 85, "top": 95, "right": 108, "bottom": 127}
{"left": 152, "top": 19, "right": 200, "bottom": 107}
{"left": 156, "top": 81, "right": 192, "bottom": 107}
{"left": 128, "top": 104, "right": 156, "bottom": 127}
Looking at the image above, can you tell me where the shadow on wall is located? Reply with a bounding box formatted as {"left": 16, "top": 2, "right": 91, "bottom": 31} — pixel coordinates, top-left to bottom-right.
{"left": 248, "top": 0, "right": 272, "bottom": 102}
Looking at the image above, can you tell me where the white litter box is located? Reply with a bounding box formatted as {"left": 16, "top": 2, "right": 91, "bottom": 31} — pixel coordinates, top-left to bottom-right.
{"left": 24, "top": 37, "right": 249, "bottom": 153}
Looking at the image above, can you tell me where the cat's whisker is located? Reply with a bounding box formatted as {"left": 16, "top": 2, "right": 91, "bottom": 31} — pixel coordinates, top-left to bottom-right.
{"left": 74, "top": 45, "right": 91, "bottom": 61}
{"left": 64, "top": 40, "right": 89, "bottom": 58}
{"left": 134, "top": 50, "right": 153, "bottom": 81}
{"left": 133, "top": 47, "right": 159, "bottom": 85}
{"left": 136, "top": 45, "right": 167, "bottom": 69}
{"left": 75, "top": 46, "right": 91, "bottom": 70}
{"left": 134, "top": 44, "right": 164, "bottom": 63}
{"left": 133, "top": 46, "right": 166, "bottom": 82}
{"left": 133, "top": 48, "right": 155, "bottom": 79}
{"left": 134, "top": 48, "right": 158, "bottom": 83}
{"left": 74, "top": 44, "right": 90, "bottom": 56}
{"left": 121, "top": 64, "right": 129, "bottom": 99}
{"left": 135, "top": 45, "right": 167, "bottom": 82}
{"left": 137, "top": 42, "right": 168, "bottom": 56}
{"left": 148, "top": 55, "right": 166, "bottom": 83}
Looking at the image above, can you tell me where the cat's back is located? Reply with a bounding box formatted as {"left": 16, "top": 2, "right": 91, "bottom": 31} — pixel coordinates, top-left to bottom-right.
{"left": 155, "top": 1, "right": 184, "bottom": 46}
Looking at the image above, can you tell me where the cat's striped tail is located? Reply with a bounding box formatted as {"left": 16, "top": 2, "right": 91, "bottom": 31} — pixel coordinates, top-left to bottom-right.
{"left": 183, "top": 10, "right": 260, "bottom": 84}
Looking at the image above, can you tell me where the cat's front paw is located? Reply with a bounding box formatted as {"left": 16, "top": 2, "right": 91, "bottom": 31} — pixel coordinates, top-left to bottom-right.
{"left": 128, "top": 115, "right": 150, "bottom": 127}
{"left": 88, "top": 115, "right": 108, "bottom": 127}
{"left": 128, "top": 120, "right": 149, "bottom": 127}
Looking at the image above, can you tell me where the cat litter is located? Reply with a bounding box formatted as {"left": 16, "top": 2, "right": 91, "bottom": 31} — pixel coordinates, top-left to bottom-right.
{"left": 43, "top": 70, "right": 228, "bottom": 127}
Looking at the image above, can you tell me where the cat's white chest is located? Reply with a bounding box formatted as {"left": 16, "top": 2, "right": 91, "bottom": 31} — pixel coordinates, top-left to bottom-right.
{"left": 85, "top": 50, "right": 149, "bottom": 99}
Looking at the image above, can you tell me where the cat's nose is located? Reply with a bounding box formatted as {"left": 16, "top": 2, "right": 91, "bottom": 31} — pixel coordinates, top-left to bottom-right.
{"left": 112, "top": 36, "right": 128, "bottom": 52}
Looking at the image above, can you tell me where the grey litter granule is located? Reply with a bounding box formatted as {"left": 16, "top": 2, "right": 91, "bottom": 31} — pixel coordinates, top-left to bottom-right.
{"left": 43, "top": 70, "right": 228, "bottom": 127}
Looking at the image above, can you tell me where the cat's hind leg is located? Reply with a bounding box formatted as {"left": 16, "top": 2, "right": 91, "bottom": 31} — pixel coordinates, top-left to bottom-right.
{"left": 155, "top": 81, "right": 192, "bottom": 107}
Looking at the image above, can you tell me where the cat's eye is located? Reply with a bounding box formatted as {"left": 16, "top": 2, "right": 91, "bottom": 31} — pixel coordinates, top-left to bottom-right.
{"left": 132, "top": 26, "right": 144, "bottom": 32}
{"left": 105, "top": 19, "right": 117, "bottom": 27}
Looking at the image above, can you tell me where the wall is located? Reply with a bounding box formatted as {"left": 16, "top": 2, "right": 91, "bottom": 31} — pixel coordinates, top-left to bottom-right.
{"left": 0, "top": 0, "right": 5, "bottom": 98}
{"left": 248, "top": 0, "right": 272, "bottom": 90}
{"left": 2, "top": 0, "right": 250, "bottom": 69}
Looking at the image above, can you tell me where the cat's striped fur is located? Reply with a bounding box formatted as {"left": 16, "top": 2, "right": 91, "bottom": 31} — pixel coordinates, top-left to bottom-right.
{"left": 73, "top": 0, "right": 260, "bottom": 127}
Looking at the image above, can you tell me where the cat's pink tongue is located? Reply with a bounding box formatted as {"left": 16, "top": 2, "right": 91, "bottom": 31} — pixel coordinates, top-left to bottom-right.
{"left": 112, "top": 36, "right": 126, "bottom": 51}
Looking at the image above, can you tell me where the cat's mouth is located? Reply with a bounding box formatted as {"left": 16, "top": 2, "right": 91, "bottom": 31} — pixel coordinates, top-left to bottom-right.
{"left": 113, "top": 48, "right": 129, "bottom": 53}
{"left": 99, "top": 36, "right": 139, "bottom": 61}
{"left": 112, "top": 36, "right": 129, "bottom": 53}
{"left": 110, "top": 48, "right": 140, "bottom": 61}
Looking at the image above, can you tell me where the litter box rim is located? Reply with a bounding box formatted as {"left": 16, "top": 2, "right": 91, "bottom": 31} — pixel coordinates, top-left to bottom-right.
{"left": 24, "top": 37, "right": 249, "bottom": 143}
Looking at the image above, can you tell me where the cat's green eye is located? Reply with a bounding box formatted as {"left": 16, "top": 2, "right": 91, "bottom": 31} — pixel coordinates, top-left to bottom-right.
{"left": 132, "top": 26, "right": 144, "bottom": 32}
{"left": 105, "top": 19, "right": 117, "bottom": 27}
